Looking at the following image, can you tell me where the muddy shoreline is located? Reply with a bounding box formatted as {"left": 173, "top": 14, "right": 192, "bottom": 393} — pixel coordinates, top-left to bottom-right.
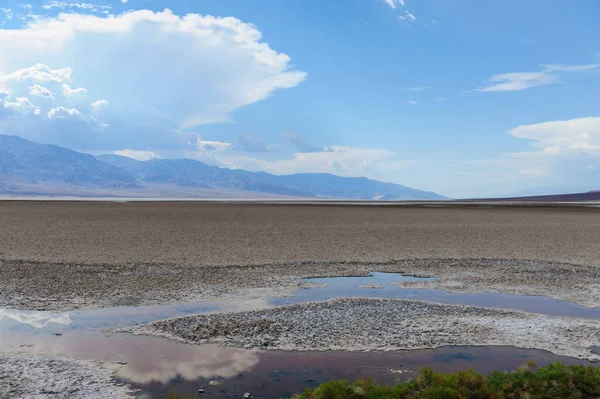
{"left": 126, "top": 297, "right": 600, "bottom": 360}
{"left": 0, "top": 354, "right": 132, "bottom": 399}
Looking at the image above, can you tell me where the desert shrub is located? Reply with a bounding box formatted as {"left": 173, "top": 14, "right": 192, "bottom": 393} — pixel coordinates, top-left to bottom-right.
{"left": 288, "top": 362, "right": 600, "bottom": 399}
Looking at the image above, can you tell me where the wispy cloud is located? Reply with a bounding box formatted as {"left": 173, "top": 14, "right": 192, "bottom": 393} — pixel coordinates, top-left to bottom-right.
{"left": 476, "top": 72, "right": 557, "bottom": 92}
{"left": 402, "top": 86, "right": 430, "bottom": 92}
{"left": 542, "top": 63, "right": 600, "bottom": 72}
{"left": 476, "top": 63, "right": 600, "bottom": 92}
{"left": 0, "top": 7, "right": 13, "bottom": 20}
{"left": 405, "top": 100, "right": 418, "bottom": 105}
{"left": 42, "top": 1, "right": 111, "bottom": 12}
{"left": 434, "top": 97, "right": 450, "bottom": 101}
{"left": 404, "top": 12, "right": 416, "bottom": 22}
{"left": 382, "top": 0, "right": 416, "bottom": 24}
{"left": 384, "top": 0, "right": 405, "bottom": 9}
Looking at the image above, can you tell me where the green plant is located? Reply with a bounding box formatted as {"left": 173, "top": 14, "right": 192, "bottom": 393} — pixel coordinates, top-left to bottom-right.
{"left": 286, "top": 362, "right": 600, "bottom": 399}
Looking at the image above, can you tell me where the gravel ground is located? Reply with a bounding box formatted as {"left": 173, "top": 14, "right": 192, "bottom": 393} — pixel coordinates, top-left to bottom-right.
{"left": 0, "top": 354, "right": 132, "bottom": 398}
{"left": 2, "top": 258, "right": 600, "bottom": 311}
{"left": 127, "top": 297, "right": 600, "bottom": 360}
{"left": 1, "top": 202, "right": 598, "bottom": 266}
{"left": 1, "top": 202, "right": 600, "bottom": 310}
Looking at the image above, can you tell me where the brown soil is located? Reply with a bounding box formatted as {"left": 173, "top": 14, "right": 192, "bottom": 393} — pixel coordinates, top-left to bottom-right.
{"left": 1, "top": 201, "right": 599, "bottom": 310}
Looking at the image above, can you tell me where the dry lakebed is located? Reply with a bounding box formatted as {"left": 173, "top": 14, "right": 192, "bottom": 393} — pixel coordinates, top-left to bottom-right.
{"left": 1, "top": 201, "right": 600, "bottom": 398}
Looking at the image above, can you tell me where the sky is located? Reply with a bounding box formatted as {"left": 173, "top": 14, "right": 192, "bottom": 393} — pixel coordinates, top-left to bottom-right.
{"left": 0, "top": 0, "right": 599, "bottom": 198}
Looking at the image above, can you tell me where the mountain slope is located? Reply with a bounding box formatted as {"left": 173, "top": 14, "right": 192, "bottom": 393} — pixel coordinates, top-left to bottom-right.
{"left": 0, "top": 135, "right": 139, "bottom": 188}
{"left": 1, "top": 135, "right": 445, "bottom": 199}
{"left": 99, "top": 155, "right": 443, "bottom": 199}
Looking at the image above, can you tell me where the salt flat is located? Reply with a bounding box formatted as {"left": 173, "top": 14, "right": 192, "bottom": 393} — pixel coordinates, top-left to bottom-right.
{"left": 1, "top": 201, "right": 599, "bottom": 310}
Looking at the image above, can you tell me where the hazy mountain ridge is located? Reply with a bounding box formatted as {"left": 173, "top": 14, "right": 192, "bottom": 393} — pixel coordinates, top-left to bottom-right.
{"left": 1, "top": 135, "right": 444, "bottom": 199}
{"left": 0, "top": 135, "right": 139, "bottom": 188}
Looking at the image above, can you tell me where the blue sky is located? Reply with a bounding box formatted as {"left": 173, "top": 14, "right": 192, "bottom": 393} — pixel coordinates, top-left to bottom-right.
{"left": 0, "top": 0, "right": 599, "bottom": 197}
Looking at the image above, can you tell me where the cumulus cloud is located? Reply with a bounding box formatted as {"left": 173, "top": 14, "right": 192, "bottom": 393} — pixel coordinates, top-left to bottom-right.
{"left": 47, "top": 106, "right": 82, "bottom": 119}
{"left": 476, "top": 63, "right": 600, "bottom": 92}
{"left": 0, "top": 9, "right": 306, "bottom": 151}
{"left": 91, "top": 99, "right": 109, "bottom": 108}
{"left": 3, "top": 96, "right": 41, "bottom": 115}
{"left": 508, "top": 117, "right": 600, "bottom": 155}
{"left": 29, "top": 83, "right": 55, "bottom": 99}
{"left": 62, "top": 84, "right": 87, "bottom": 97}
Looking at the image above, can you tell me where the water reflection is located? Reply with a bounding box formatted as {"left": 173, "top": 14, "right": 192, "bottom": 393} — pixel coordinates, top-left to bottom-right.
{"left": 0, "top": 308, "right": 71, "bottom": 329}
{"left": 1, "top": 331, "right": 259, "bottom": 385}
{"left": 0, "top": 298, "right": 269, "bottom": 334}
{"left": 274, "top": 272, "right": 600, "bottom": 319}
{"left": 2, "top": 271, "right": 600, "bottom": 391}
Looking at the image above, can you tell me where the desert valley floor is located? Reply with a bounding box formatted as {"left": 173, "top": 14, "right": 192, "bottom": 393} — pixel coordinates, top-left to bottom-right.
{"left": 1, "top": 201, "right": 600, "bottom": 398}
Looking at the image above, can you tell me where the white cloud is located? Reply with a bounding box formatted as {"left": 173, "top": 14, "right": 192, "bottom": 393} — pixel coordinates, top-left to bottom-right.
{"left": 0, "top": 9, "right": 306, "bottom": 151}
{"left": 476, "top": 63, "right": 600, "bottom": 92}
{"left": 114, "top": 149, "right": 157, "bottom": 161}
{"left": 29, "top": 83, "right": 55, "bottom": 99}
{"left": 542, "top": 63, "right": 600, "bottom": 72}
{"left": 91, "top": 99, "right": 109, "bottom": 108}
{"left": 404, "top": 12, "right": 416, "bottom": 22}
{"left": 120, "top": 0, "right": 128, "bottom": 3}
{"left": 42, "top": 1, "right": 111, "bottom": 12}
{"left": 402, "top": 86, "right": 429, "bottom": 92}
{"left": 62, "top": 83, "right": 87, "bottom": 97}
{"left": 47, "top": 105, "right": 82, "bottom": 118}
{"left": 384, "top": 0, "right": 405, "bottom": 9}
{"left": 476, "top": 72, "right": 557, "bottom": 92}
{"left": 219, "top": 145, "right": 411, "bottom": 178}
{"left": 508, "top": 117, "right": 600, "bottom": 155}
{"left": 194, "top": 138, "right": 233, "bottom": 151}
{"left": 1, "top": 64, "right": 73, "bottom": 85}
{"left": 405, "top": 100, "right": 418, "bottom": 105}
{"left": 1, "top": 8, "right": 13, "bottom": 20}
{"left": 3, "top": 96, "right": 41, "bottom": 115}
{"left": 434, "top": 97, "right": 450, "bottom": 101}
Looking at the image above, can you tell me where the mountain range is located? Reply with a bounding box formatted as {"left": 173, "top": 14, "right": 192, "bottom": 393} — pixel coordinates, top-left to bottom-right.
{"left": 0, "top": 134, "right": 444, "bottom": 200}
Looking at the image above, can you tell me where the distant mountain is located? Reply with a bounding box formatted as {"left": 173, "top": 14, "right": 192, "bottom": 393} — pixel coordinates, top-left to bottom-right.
{"left": 0, "top": 134, "right": 445, "bottom": 199}
{"left": 98, "top": 155, "right": 444, "bottom": 199}
{"left": 498, "top": 191, "right": 600, "bottom": 202}
{"left": 0, "top": 135, "right": 139, "bottom": 188}
{"left": 510, "top": 185, "right": 600, "bottom": 198}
